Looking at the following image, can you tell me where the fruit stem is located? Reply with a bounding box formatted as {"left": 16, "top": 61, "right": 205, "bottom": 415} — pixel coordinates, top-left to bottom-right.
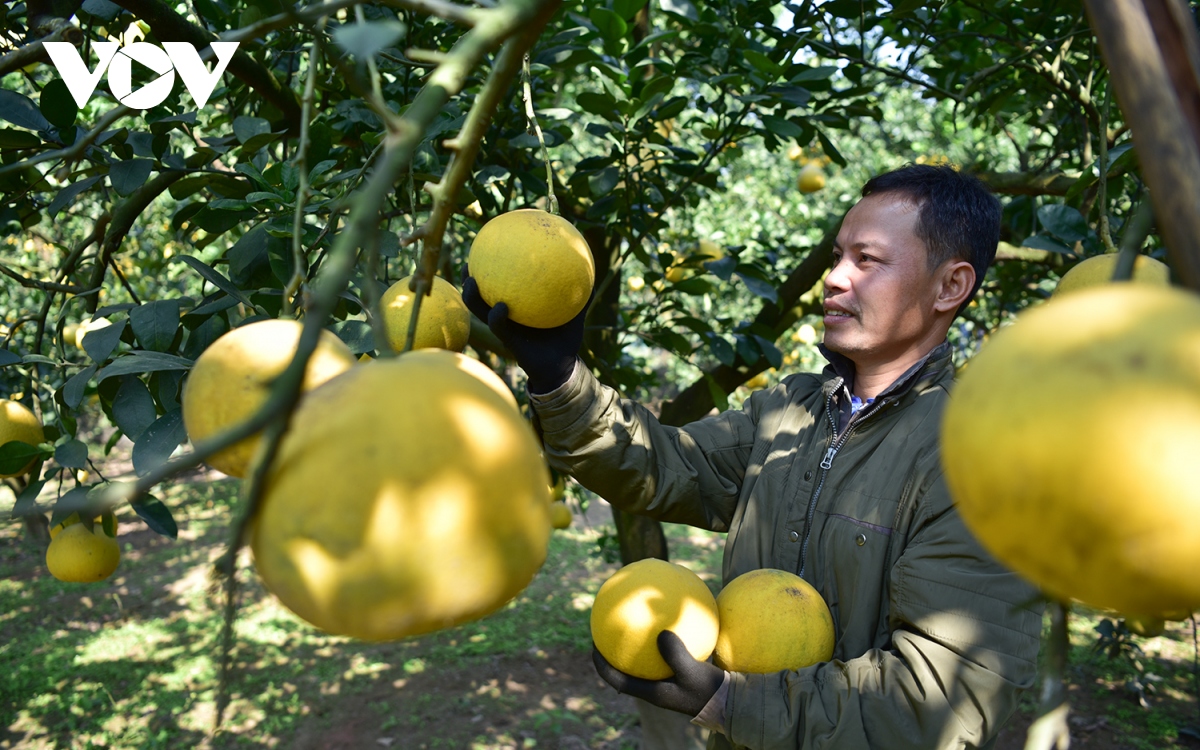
{"left": 405, "top": 3, "right": 560, "bottom": 351}
{"left": 1023, "top": 600, "right": 1071, "bottom": 750}
{"left": 1111, "top": 199, "right": 1156, "bottom": 282}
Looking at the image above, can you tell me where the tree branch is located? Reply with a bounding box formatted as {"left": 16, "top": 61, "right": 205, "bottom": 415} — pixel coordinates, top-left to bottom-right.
{"left": 0, "top": 17, "right": 84, "bottom": 78}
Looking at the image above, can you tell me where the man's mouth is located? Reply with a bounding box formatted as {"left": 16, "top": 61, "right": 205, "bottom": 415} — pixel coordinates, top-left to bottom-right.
{"left": 824, "top": 309, "right": 853, "bottom": 318}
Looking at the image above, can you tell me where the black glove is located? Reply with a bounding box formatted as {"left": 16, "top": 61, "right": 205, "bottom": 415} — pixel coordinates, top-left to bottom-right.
{"left": 592, "top": 630, "right": 726, "bottom": 718}
{"left": 461, "top": 270, "right": 586, "bottom": 394}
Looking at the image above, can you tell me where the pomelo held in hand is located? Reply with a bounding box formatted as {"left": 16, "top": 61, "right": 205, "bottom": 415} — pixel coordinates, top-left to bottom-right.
{"left": 713, "top": 569, "right": 835, "bottom": 673}
{"left": 250, "top": 350, "right": 551, "bottom": 641}
{"left": 467, "top": 209, "right": 594, "bottom": 328}
{"left": 182, "top": 319, "right": 356, "bottom": 478}
{"left": 590, "top": 558, "right": 719, "bottom": 680}
{"left": 942, "top": 285, "right": 1200, "bottom": 616}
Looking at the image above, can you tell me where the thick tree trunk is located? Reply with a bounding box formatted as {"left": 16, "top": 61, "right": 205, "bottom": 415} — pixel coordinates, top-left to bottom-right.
{"left": 1083, "top": 0, "right": 1200, "bottom": 289}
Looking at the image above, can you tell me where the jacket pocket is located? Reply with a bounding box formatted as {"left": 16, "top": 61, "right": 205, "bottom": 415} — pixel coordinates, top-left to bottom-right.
{"left": 809, "top": 489, "right": 898, "bottom": 658}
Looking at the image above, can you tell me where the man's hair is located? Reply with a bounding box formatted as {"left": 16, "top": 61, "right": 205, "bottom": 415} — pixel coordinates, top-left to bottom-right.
{"left": 861, "top": 164, "right": 1001, "bottom": 310}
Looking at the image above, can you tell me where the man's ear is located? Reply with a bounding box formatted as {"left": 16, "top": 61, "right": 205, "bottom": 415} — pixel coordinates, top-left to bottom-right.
{"left": 933, "top": 261, "right": 976, "bottom": 313}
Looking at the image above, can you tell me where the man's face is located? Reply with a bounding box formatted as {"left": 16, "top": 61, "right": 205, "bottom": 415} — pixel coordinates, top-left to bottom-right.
{"left": 822, "top": 193, "right": 944, "bottom": 368}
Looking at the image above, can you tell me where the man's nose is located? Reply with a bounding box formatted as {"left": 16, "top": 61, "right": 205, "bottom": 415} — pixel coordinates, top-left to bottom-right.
{"left": 824, "top": 257, "right": 851, "bottom": 295}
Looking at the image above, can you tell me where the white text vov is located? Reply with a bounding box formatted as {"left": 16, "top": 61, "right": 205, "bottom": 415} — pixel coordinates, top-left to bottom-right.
{"left": 43, "top": 42, "right": 239, "bottom": 110}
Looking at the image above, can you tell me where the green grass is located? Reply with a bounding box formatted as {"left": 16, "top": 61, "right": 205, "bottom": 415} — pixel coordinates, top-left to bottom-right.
{"left": 1, "top": 479, "right": 725, "bottom": 748}
{"left": 3, "top": 478, "right": 1196, "bottom": 748}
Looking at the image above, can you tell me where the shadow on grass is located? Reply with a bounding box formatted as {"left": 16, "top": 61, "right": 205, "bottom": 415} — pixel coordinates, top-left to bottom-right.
{"left": 2, "top": 479, "right": 696, "bottom": 749}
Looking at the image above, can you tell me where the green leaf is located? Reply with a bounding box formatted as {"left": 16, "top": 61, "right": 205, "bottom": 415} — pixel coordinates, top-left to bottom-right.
{"left": 39, "top": 79, "right": 78, "bottom": 130}
{"left": 11, "top": 479, "right": 46, "bottom": 518}
{"left": 177, "top": 255, "right": 257, "bottom": 309}
{"left": 82, "top": 318, "right": 127, "bottom": 363}
{"left": 590, "top": 7, "right": 629, "bottom": 44}
{"left": 588, "top": 167, "right": 621, "bottom": 196}
{"left": 0, "top": 90, "right": 52, "bottom": 131}
{"left": 744, "top": 50, "right": 781, "bottom": 77}
{"left": 111, "top": 376, "right": 158, "bottom": 441}
{"left": 97, "top": 351, "right": 193, "bottom": 382}
{"left": 132, "top": 409, "right": 186, "bottom": 477}
{"left": 1038, "top": 204, "right": 1090, "bottom": 244}
{"left": 110, "top": 159, "right": 155, "bottom": 197}
{"left": 191, "top": 206, "right": 254, "bottom": 236}
{"left": 0, "top": 128, "right": 41, "bottom": 149}
{"left": 0, "top": 349, "right": 21, "bottom": 366}
{"left": 703, "top": 332, "right": 735, "bottom": 366}
{"left": 21, "top": 354, "right": 59, "bottom": 366}
{"left": 734, "top": 334, "right": 759, "bottom": 364}
{"left": 673, "top": 277, "right": 712, "bottom": 295}
{"left": 62, "top": 364, "right": 97, "bottom": 409}
{"left": 48, "top": 175, "right": 103, "bottom": 219}
{"left": 80, "top": 0, "right": 123, "bottom": 21}
{"left": 1022, "top": 234, "right": 1075, "bottom": 255}
{"left": 613, "top": 0, "right": 648, "bottom": 20}
{"left": 332, "top": 19, "right": 407, "bottom": 60}
{"left": 131, "top": 495, "right": 178, "bottom": 538}
{"left": 130, "top": 299, "right": 181, "bottom": 352}
{"left": 734, "top": 270, "right": 778, "bottom": 303}
{"left": 576, "top": 92, "right": 621, "bottom": 120}
{"left": 761, "top": 115, "right": 805, "bottom": 139}
{"left": 752, "top": 335, "right": 783, "bottom": 369}
{"left": 0, "top": 440, "right": 49, "bottom": 475}
{"left": 791, "top": 65, "right": 838, "bottom": 82}
{"left": 815, "top": 129, "right": 847, "bottom": 168}
{"left": 330, "top": 320, "right": 374, "bottom": 355}
{"left": 232, "top": 116, "right": 271, "bottom": 145}
{"left": 704, "top": 374, "right": 729, "bottom": 413}
{"left": 55, "top": 439, "right": 88, "bottom": 469}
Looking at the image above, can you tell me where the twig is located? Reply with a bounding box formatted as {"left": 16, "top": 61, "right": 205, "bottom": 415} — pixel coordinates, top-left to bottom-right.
{"left": 522, "top": 52, "right": 557, "bottom": 214}
{"left": 0, "top": 106, "right": 130, "bottom": 180}
{"left": 0, "top": 263, "right": 87, "bottom": 294}
{"left": 283, "top": 18, "right": 329, "bottom": 317}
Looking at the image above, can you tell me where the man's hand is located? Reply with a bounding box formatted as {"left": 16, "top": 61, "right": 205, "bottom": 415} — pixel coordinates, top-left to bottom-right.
{"left": 592, "top": 630, "right": 726, "bottom": 717}
{"left": 461, "top": 271, "right": 586, "bottom": 394}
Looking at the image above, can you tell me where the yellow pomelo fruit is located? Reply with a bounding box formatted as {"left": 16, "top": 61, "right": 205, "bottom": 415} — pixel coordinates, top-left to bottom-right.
{"left": 61, "top": 324, "right": 80, "bottom": 348}
{"left": 549, "top": 474, "right": 566, "bottom": 502}
{"left": 1054, "top": 253, "right": 1170, "bottom": 296}
{"left": 797, "top": 163, "right": 826, "bottom": 194}
{"left": 182, "top": 319, "right": 356, "bottom": 478}
{"left": 0, "top": 399, "right": 45, "bottom": 478}
{"left": 46, "top": 523, "right": 120, "bottom": 582}
{"left": 591, "top": 558, "right": 719, "bottom": 680}
{"left": 713, "top": 569, "right": 835, "bottom": 673}
{"left": 627, "top": 276, "right": 645, "bottom": 292}
{"left": 468, "top": 209, "right": 595, "bottom": 328}
{"left": 250, "top": 349, "right": 551, "bottom": 641}
{"left": 665, "top": 265, "right": 687, "bottom": 284}
{"left": 786, "top": 144, "right": 804, "bottom": 161}
{"left": 549, "top": 501, "right": 572, "bottom": 529}
{"left": 49, "top": 512, "right": 89, "bottom": 540}
{"left": 1123, "top": 614, "right": 1166, "bottom": 638}
{"left": 75, "top": 316, "right": 112, "bottom": 351}
{"left": 697, "top": 239, "right": 726, "bottom": 262}
{"left": 943, "top": 285, "right": 1200, "bottom": 615}
{"left": 745, "top": 371, "right": 770, "bottom": 390}
{"left": 380, "top": 275, "right": 471, "bottom": 352}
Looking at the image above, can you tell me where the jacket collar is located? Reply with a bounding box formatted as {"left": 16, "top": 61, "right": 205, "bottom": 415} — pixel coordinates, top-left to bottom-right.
{"left": 818, "top": 340, "right": 954, "bottom": 404}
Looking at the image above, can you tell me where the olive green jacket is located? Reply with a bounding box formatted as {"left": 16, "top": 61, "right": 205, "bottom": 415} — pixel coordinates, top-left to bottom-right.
{"left": 530, "top": 342, "right": 1044, "bottom": 750}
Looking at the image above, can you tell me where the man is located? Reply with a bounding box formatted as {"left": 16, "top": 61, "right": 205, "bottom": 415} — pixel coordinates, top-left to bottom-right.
{"left": 464, "top": 164, "right": 1044, "bottom": 749}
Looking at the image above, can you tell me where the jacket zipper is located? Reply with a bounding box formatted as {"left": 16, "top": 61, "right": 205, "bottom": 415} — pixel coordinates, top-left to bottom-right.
{"left": 798, "top": 378, "right": 888, "bottom": 577}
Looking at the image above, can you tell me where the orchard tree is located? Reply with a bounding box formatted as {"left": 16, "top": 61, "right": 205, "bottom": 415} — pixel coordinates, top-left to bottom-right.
{"left": 2, "top": 0, "right": 1200, "bottom": 745}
